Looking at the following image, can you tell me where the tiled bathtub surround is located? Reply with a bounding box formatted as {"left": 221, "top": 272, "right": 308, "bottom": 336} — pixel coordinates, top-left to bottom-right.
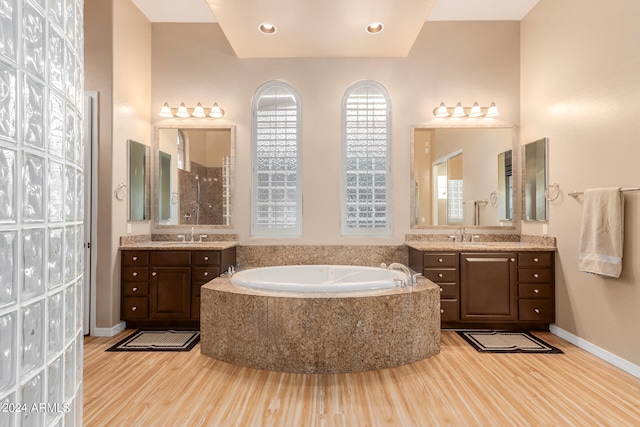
{"left": 0, "top": 0, "right": 85, "bottom": 425}
{"left": 201, "top": 276, "right": 441, "bottom": 373}
{"left": 236, "top": 245, "right": 408, "bottom": 267}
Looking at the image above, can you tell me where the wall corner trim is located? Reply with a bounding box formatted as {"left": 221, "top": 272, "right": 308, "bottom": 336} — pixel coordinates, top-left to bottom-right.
{"left": 550, "top": 324, "right": 640, "bottom": 379}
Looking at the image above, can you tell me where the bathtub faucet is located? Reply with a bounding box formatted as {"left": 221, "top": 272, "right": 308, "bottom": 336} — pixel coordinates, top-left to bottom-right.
{"left": 388, "top": 263, "right": 412, "bottom": 288}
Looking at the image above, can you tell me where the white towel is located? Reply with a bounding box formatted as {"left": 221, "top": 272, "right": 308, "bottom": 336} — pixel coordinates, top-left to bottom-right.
{"left": 578, "top": 187, "right": 624, "bottom": 278}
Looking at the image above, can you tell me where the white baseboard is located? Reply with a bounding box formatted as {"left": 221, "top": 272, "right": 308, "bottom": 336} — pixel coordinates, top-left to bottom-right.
{"left": 550, "top": 324, "right": 640, "bottom": 379}
{"left": 91, "top": 321, "right": 126, "bottom": 337}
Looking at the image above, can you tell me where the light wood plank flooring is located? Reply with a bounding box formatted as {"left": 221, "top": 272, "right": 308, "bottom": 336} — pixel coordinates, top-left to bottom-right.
{"left": 84, "top": 330, "right": 640, "bottom": 426}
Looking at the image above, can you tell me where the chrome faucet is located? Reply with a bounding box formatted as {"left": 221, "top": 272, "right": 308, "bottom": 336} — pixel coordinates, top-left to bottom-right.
{"left": 388, "top": 263, "right": 412, "bottom": 287}
{"left": 199, "top": 234, "right": 208, "bottom": 243}
{"left": 456, "top": 226, "right": 467, "bottom": 242}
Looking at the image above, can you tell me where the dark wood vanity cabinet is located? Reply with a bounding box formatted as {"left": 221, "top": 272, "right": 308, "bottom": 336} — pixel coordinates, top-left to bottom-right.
{"left": 121, "top": 247, "right": 236, "bottom": 328}
{"left": 409, "top": 247, "right": 555, "bottom": 329}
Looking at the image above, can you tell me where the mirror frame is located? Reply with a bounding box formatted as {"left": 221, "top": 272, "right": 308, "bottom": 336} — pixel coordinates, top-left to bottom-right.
{"left": 127, "top": 139, "right": 150, "bottom": 222}
{"left": 410, "top": 123, "right": 518, "bottom": 230}
{"left": 152, "top": 124, "right": 236, "bottom": 230}
{"left": 522, "top": 137, "right": 549, "bottom": 222}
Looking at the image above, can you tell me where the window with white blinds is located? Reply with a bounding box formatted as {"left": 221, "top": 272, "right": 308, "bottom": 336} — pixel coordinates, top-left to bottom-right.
{"left": 251, "top": 81, "right": 302, "bottom": 236}
{"left": 341, "top": 81, "right": 392, "bottom": 236}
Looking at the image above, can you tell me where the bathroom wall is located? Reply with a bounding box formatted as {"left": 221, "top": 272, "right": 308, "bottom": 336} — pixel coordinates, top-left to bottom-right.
{"left": 85, "top": 0, "right": 151, "bottom": 330}
{"left": 150, "top": 20, "right": 521, "bottom": 245}
{"left": 521, "top": 0, "right": 640, "bottom": 365}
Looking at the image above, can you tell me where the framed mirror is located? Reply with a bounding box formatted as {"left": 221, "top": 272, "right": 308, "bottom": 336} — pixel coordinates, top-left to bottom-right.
{"left": 411, "top": 126, "right": 516, "bottom": 228}
{"left": 154, "top": 125, "right": 235, "bottom": 228}
{"left": 523, "top": 137, "right": 548, "bottom": 222}
{"left": 128, "top": 139, "right": 150, "bottom": 221}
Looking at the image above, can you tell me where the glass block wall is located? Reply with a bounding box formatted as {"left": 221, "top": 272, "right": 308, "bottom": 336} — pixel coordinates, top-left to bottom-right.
{"left": 0, "top": 0, "right": 85, "bottom": 426}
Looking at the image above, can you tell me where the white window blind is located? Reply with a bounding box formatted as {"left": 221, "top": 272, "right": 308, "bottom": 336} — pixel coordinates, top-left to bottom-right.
{"left": 341, "top": 81, "right": 392, "bottom": 236}
{"left": 252, "top": 81, "right": 302, "bottom": 236}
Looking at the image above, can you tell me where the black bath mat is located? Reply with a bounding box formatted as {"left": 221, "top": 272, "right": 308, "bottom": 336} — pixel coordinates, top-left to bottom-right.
{"left": 457, "top": 330, "right": 563, "bottom": 354}
{"left": 106, "top": 330, "right": 200, "bottom": 352}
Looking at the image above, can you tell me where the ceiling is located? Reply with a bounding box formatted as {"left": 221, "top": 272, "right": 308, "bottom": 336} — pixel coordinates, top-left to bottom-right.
{"left": 131, "top": 0, "right": 539, "bottom": 58}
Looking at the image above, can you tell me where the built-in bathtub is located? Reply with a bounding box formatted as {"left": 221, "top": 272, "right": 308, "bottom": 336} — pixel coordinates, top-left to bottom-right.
{"left": 201, "top": 265, "right": 441, "bottom": 374}
{"left": 230, "top": 265, "right": 406, "bottom": 293}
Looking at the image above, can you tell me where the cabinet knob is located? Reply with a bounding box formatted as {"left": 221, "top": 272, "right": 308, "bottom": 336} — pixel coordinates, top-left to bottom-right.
{"left": 438, "top": 258, "right": 443, "bottom": 263}
{"left": 204, "top": 256, "right": 209, "bottom": 261}
{"left": 152, "top": 272, "right": 157, "bottom": 276}
{"left": 533, "top": 257, "right": 539, "bottom": 262}
{"left": 534, "top": 308, "right": 540, "bottom": 313}
{"left": 533, "top": 273, "right": 539, "bottom": 279}
{"left": 534, "top": 289, "right": 539, "bottom": 294}
{"left": 131, "top": 306, "right": 137, "bottom": 311}
{"left": 132, "top": 271, "right": 138, "bottom": 277}
{"left": 133, "top": 256, "right": 138, "bottom": 261}
{"left": 438, "top": 273, "right": 443, "bottom": 278}
{"left": 439, "top": 287, "right": 443, "bottom": 292}
{"left": 511, "top": 258, "right": 515, "bottom": 262}
{"left": 204, "top": 272, "right": 209, "bottom": 276}
{"left": 132, "top": 287, "right": 138, "bottom": 292}
{"left": 440, "top": 309, "right": 444, "bottom": 313}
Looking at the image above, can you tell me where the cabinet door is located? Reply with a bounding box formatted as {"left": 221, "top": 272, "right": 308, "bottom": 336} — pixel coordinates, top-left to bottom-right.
{"left": 149, "top": 267, "right": 191, "bottom": 319}
{"left": 460, "top": 252, "right": 516, "bottom": 321}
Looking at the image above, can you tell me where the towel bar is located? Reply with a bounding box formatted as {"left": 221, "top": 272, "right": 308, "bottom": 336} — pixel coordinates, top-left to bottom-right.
{"left": 568, "top": 187, "right": 640, "bottom": 199}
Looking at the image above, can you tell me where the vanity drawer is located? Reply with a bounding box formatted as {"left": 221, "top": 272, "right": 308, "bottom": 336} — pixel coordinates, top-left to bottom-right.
{"left": 440, "top": 299, "right": 459, "bottom": 322}
{"left": 518, "top": 252, "right": 552, "bottom": 267}
{"left": 519, "top": 299, "right": 554, "bottom": 322}
{"left": 423, "top": 253, "right": 457, "bottom": 268}
{"left": 150, "top": 251, "right": 191, "bottom": 266}
{"left": 519, "top": 283, "right": 553, "bottom": 299}
{"left": 193, "top": 251, "right": 221, "bottom": 265}
{"left": 122, "top": 297, "right": 149, "bottom": 319}
{"left": 437, "top": 283, "right": 458, "bottom": 299}
{"left": 122, "top": 251, "right": 149, "bottom": 266}
{"left": 423, "top": 269, "right": 458, "bottom": 283}
{"left": 123, "top": 281, "right": 149, "bottom": 297}
{"left": 122, "top": 267, "right": 149, "bottom": 282}
{"left": 518, "top": 268, "right": 552, "bottom": 283}
{"left": 192, "top": 267, "right": 220, "bottom": 283}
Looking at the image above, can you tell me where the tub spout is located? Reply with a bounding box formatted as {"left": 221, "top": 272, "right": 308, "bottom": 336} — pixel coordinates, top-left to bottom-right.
{"left": 388, "top": 263, "right": 412, "bottom": 287}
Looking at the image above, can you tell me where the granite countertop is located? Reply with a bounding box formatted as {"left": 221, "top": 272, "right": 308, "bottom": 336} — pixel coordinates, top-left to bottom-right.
{"left": 119, "top": 241, "right": 238, "bottom": 251}
{"left": 405, "top": 241, "right": 556, "bottom": 252}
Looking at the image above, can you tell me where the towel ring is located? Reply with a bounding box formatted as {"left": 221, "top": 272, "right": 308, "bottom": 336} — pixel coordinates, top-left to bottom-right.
{"left": 115, "top": 183, "right": 128, "bottom": 201}
{"left": 545, "top": 182, "right": 560, "bottom": 201}
{"left": 489, "top": 191, "right": 498, "bottom": 206}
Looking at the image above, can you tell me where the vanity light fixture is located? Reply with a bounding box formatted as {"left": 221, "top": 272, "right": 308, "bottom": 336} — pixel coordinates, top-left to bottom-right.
{"left": 158, "top": 102, "right": 226, "bottom": 119}
{"left": 366, "top": 22, "right": 384, "bottom": 34}
{"left": 432, "top": 101, "right": 500, "bottom": 118}
{"left": 259, "top": 22, "right": 277, "bottom": 34}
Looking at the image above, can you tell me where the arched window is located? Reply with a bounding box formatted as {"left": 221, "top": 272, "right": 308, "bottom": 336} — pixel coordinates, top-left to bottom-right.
{"left": 251, "top": 81, "right": 302, "bottom": 236}
{"left": 341, "top": 80, "right": 392, "bottom": 236}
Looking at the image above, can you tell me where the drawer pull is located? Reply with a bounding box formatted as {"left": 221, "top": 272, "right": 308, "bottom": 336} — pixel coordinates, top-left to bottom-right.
{"left": 511, "top": 258, "right": 515, "bottom": 262}
{"left": 132, "top": 271, "right": 138, "bottom": 277}
{"left": 440, "top": 309, "right": 444, "bottom": 313}
{"left": 132, "top": 256, "right": 138, "bottom": 261}
{"left": 533, "top": 257, "right": 539, "bottom": 262}
{"left": 533, "top": 273, "right": 539, "bottom": 279}
{"left": 132, "top": 306, "right": 137, "bottom": 311}
{"left": 534, "top": 289, "right": 539, "bottom": 294}
{"left": 438, "top": 273, "right": 443, "bottom": 278}
{"left": 439, "top": 287, "right": 443, "bottom": 292}
{"left": 204, "top": 256, "right": 209, "bottom": 261}
{"left": 132, "top": 287, "right": 138, "bottom": 292}
{"left": 152, "top": 272, "right": 157, "bottom": 277}
{"left": 534, "top": 308, "right": 540, "bottom": 313}
{"left": 204, "top": 272, "right": 209, "bottom": 277}
{"left": 438, "top": 258, "right": 443, "bottom": 263}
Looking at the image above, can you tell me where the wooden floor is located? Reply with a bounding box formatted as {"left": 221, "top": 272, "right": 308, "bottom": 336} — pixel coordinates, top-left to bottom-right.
{"left": 84, "top": 330, "right": 640, "bottom": 427}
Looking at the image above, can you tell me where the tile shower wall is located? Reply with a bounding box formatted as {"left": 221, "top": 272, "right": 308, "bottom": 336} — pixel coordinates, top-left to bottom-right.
{"left": 0, "top": 0, "right": 84, "bottom": 426}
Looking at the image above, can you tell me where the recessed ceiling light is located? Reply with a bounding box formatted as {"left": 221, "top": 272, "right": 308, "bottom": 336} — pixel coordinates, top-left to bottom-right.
{"left": 366, "top": 22, "right": 384, "bottom": 34}
{"left": 259, "top": 22, "right": 277, "bottom": 34}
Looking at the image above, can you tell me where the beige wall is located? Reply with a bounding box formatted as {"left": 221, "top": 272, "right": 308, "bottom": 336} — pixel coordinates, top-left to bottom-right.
{"left": 521, "top": 0, "right": 640, "bottom": 365}
{"left": 85, "top": 0, "right": 151, "bottom": 329}
{"left": 150, "top": 21, "right": 520, "bottom": 244}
